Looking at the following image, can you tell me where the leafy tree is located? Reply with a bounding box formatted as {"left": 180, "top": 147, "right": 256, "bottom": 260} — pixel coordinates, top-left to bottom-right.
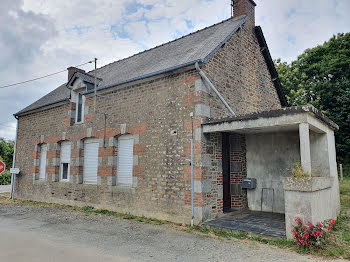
{"left": 275, "top": 33, "right": 350, "bottom": 164}
{"left": 0, "top": 138, "right": 14, "bottom": 170}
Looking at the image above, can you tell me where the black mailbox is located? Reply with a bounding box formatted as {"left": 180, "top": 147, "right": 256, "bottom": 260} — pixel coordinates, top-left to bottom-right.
{"left": 242, "top": 178, "right": 257, "bottom": 189}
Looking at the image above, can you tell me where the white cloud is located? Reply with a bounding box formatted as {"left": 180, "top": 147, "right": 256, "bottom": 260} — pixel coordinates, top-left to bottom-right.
{"left": 0, "top": 0, "right": 349, "bottom": 140}
{"left": 256, "top": 0, "right": 350, "bottom": 62}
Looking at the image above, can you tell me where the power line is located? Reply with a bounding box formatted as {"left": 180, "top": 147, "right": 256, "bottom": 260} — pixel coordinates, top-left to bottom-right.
{"left": 0, "top": 60, "right": 94, "bottom": 89}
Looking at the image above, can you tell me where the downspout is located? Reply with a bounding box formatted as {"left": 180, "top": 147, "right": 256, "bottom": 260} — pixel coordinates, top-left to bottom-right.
{"left": 10, "top": 117, "right": 19, "bottom": 200}
{"left": 190, "top": 112, "right": 194, "bottom": 227}
{"left": 195, "top": 62, "right": 236, "bottom": 116}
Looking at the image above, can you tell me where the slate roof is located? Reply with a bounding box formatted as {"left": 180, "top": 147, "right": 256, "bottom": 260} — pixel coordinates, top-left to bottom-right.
{"left": 15, "top": 15, "right": 253, "bottom": 116}
{"left": 67, "top": 71, "right": 103, "bottom": 87}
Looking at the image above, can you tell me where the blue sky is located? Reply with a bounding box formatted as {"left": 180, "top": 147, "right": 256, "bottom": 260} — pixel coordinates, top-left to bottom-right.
{"left": 0, "top": 0, "right": 349, "bottom": 140}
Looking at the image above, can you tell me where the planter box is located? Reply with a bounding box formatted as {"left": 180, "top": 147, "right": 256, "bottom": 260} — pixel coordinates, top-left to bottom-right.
{"left": 282, "top": 176, "right": 335, "bottom": 239}
{"left": 283, "top": 176, "right": 332, "bottom": 192}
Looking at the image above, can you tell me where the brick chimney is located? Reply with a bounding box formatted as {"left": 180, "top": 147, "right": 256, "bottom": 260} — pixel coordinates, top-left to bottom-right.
{"left": 67, "top": 67, "right": 85, "bottom": 82}
{"left": 232, "top": 0, "right": 256, "bottom": 29}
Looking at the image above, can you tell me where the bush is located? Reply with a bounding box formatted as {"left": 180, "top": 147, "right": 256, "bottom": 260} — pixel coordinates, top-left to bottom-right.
{"left": 292, "top": 217, "right": 335, "bottom": 249}
{"left": 291, "top": 161, "right": 310, "bottom": 178}
{"left": 0, "top": 171, "right": 11, "bottom": 185}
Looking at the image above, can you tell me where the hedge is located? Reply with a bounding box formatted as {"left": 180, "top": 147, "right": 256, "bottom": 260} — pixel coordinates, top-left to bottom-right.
{"left": 0, "top": 171, "right": 11, "bottom": 185}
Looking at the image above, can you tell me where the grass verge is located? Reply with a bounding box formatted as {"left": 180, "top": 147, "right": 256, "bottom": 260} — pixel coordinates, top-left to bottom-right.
{"left": 0, "top": 180, "right": 349, "bottom": 259}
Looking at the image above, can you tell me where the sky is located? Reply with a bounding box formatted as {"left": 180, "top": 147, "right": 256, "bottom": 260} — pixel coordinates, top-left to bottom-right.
{"left": 0, "top": 0, "right": 349, "bottom": 141}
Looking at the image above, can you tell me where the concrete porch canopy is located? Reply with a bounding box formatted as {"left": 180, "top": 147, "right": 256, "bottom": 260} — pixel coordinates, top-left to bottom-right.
{"left": 202, "top": 105, "right": 339, "bottom": 175}
{"left": 202, "top": 105, "right": 341, "bottom": 239}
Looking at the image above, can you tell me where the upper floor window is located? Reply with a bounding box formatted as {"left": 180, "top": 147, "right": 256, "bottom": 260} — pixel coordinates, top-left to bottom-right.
{"left": 60, "top": 142, "right": 71, "bottom": 181}
{"left": 76, "top": 93, "right": 84, "bottom": 123}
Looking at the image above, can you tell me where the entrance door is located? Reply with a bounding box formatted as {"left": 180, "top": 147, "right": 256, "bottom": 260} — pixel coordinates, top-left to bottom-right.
{"left": 222, "top": 133, "right": 231, "bottom": 212}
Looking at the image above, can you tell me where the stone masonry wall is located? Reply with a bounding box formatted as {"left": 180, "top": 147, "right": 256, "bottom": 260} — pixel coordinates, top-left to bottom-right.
{"left": 202, "top": 19, "right": 282, "bottom": 119}
{"left": 202, "top": 132, "right": 247, "bottom": 221}
{"left": 15, "top": 68, "right": 201, "bottom": 224}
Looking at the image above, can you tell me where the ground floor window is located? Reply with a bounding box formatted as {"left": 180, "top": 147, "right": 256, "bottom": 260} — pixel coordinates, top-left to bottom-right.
{"left": 60, "top": 142, "right": 71, "bottom": 181}
{"left": 83, "top": 139, "right": 99, "bottom": 184}
{"left": 117, "top": 135, "right": 134, "bottom": 185}
{"left": 39, "top": 144, "right": 47, "bottom": 180}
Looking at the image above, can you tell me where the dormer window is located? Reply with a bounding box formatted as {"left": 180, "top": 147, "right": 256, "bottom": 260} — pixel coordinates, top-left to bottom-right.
{"left": 66, "top": 67, "right": 102, "bottom": 125}
{"left": 76, "top": 93, "right": 84, "bottom": 123}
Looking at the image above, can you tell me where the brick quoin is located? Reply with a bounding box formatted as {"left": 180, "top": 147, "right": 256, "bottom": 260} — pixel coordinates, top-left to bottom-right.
{"left": 184, "top": 118, "right": 201, "bottom": 130}
{"left": 98, "top": 166, "right": 114, "bottom": 176}
{"left": 46, "top": 166, "right": 59, "bottom": 175}
{"left": 30, "top": 166, "right": 39, "bottom": 174}
{"left": 184, "top": 141, "right": 201, "bottom": 155}
{"left": 133, "top": 144, "right": 145, "bottom": 155}
{"left": 84, "top": 113, "right": 93, "bottom": 123}
{"left": 31, "top": 152, "right": 39, "bottom": 159}
{"left": 47, "top": 150, "right": 59, "bottom": 158}
{"left": 185, "top": 192, "right": 202, "bottom": 207}
{"left": 184, "top": 166, "right": 203, "bottom": 180}
{"left": 98, "top": 147, "right": 114, "bottom": 157}
{"left": 133, "top": 166, "right": 145, "bottom": 178}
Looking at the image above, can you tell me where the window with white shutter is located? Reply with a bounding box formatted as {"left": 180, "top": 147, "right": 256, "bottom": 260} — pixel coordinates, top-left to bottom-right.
{"left": 117, "top": 135, "right": 134, "bottom": 185}
{"left": 60, "top": 142, "right": 71, "bottom": 181}
{"left": 83, "top": 139, "right": 99, "bottom": 184}
{"left": 39, "top": 144, "right": 47, "bottom": 180}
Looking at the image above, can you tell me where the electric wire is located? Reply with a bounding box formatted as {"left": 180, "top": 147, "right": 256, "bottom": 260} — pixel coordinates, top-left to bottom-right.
{"left": 0, "top": 60, "right": 94, "bottom": 89}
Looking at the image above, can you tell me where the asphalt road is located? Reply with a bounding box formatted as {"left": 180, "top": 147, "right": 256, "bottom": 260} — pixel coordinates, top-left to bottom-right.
{"left": 0, "top": 201, "right": 340, "bottom": 262}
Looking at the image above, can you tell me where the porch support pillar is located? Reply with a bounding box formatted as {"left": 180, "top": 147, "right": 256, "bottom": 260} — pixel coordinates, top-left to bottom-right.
{"left": 299, "top": 123, "right": 311, "bottom": 174}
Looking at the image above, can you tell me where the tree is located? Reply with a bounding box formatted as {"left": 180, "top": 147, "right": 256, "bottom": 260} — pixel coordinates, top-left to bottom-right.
{"left": 275, "top": 33, "right": 350, "bottom": 164}
{"left": 0, "top": 138, "right": 14, "bottom": 170}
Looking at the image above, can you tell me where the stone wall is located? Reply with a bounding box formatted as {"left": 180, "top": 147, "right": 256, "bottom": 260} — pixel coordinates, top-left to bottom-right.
{"left": 15, "top": 69, "right": 199, "bottom": 224}
{"left": 201, "top": 132, "right": 247, "bottom": 221}
{"left": 202, "top": 18, "right": 282, "bottom": 119}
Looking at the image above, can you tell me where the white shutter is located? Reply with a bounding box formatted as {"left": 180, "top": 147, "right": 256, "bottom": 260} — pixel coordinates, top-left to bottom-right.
{"left": 117, "top": 136, "right": 134, "bottom": 185}
{"left": 61, "top": 142, "right": 71, "bottom": 163}
{"left": 39, "top": 145, "right": 47, "bottom": 179}
{"left": 84, "top": 141, "right": 99, "bottom": 184}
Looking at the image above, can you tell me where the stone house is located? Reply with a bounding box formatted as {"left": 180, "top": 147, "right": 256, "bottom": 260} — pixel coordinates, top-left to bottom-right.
{"left": 13, "top": 0, "right": 340, "bottom": 238}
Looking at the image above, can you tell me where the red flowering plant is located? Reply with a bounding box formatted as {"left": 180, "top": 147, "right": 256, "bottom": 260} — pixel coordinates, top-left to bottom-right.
{"left": 292, "top": 217, "right": 336, "bottom": 249}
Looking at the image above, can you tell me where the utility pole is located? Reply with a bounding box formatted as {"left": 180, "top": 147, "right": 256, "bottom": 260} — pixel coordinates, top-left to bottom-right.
{"left": 94, "top": 58, "right": 97, "bottom": 113}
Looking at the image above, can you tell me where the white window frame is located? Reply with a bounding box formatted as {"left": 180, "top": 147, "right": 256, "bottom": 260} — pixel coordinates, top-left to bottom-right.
{"left": 75, "top": 92, "right": 85, "bottom": 124}
{"left": 39, "top": 144, "right": 47, "bottom": 180}
{"left": 60, "top": 142, "right": 71, "bottom": 182}
{"left": 117, "top": 135, "right": 134, "bottom": 185}
{"left": 83, "top": 139, "right": 99, "bottom": 184}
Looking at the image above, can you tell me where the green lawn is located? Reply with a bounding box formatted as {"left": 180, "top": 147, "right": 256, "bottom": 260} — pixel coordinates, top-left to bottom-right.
{"left": 314, "top": 180, "right": 350, "bottom": 258}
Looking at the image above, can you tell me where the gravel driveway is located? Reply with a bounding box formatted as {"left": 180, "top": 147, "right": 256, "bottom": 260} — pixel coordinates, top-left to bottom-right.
{"left": 0, "top": 201, "right": 342, "bottom": 262}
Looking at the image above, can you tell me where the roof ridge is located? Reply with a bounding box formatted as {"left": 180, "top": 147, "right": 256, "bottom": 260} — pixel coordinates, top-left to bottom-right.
{"left": 88, "top": 15, "right": 246, "bottom": 74}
